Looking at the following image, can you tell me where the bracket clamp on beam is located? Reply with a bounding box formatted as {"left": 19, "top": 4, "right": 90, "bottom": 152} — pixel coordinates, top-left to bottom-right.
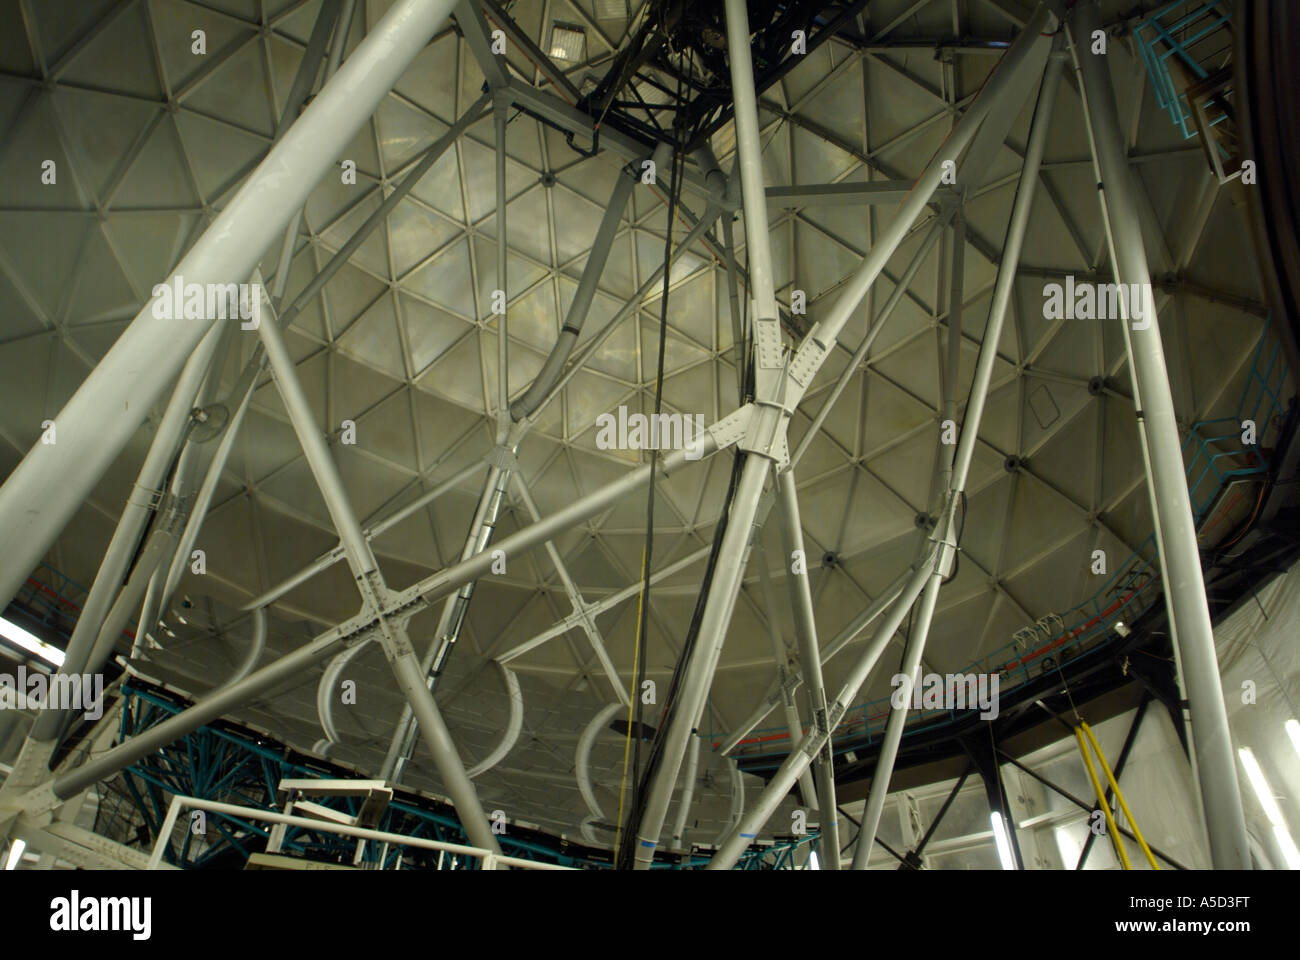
{"left": 738, "top": 403, "right": 789, "bottom": 468}
{"left": 486, "top": 444, "right": 518, "bottom": 471}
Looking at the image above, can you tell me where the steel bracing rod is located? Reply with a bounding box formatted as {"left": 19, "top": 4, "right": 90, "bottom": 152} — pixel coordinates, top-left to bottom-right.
{"left": 999, "top": 751, "right": 1188, "bottom": 870}
{"left": 522, "top": 206, "right": 723, "bottom": 422}
{"left": 275, "top": 93, "right": 493, "bottom": 329}
{"left": 133, "top": 320, "right": 239, "bottom": 642}
{"left": 479, "top": 0, "right": 579, "bottom": 101}
{"left": 495, "top": 94, "right": 509, "bottom": 442}
{"left": 850, "top": 565, "right": 945, "bottom": 868}
{"left": 325, "top": 0, "right": 358, "bottom": 78}
{"left": 627, "top": 0, "right": 787, "bottom": 869}
{"left": 725, "top": 0, "right": 777, "bottom": 322}
{"left": 510, "top": 146, "right": 660, "bottom": 420}
{"left": 0, "top": 0, "right": 466, "bottom": 623}
{"left": 1065, "top": 0, "right": 1249, "bottom": 869}
{"left": 240, "top": 459, "right": 487, "bottom": 612}
{"left": 380, "top": 463, "right": 510, "bottom": 783}
{"left": 19, "top": 434, "right": 722, "bottom": 820}
{"left": 497, "top": 546, "right": 711, "bottom": 663}
{"left": 630, "top": 454, "right": 774, "bottom": 869}
{"left": 270, "top": 0, "right": 356, "bottom": 304}
{"left": 161, "top": 347, "right": 264, "bottom": 609}
{"left": 849, "top": 42, "right": 1065, "bottom": 870}
{"left": 793, "top": 1, "right": 1057, "bottom": 358}
{"left": 709, "top": 10, "right": 1060, "bottom": 868}
{"left": 258, "top": 299, "right": 499, "bottom": 853}
{"left": 17, "top": 322, "right": 225, "bottom": 754}
{"left": 756, "top": 543, "right": 818, "bottom": 810}
{"left": 511, "top": 474, "right": 627, "bottom": 705}
{"left": 708, "top": 556, "right": 936, "bottom": 871}
{"left": 912, "top": 765, "right": 970, "bottom": 862}
{"left": 775, "top": 473, "right": 841, "bottom": 867}
{"left": 670, "top": 732, "right": 703, "bottom": 849}
{"left": 791, "top": 213, "right": 950, "bottom": 469}
{"left": 718, "top": 564, "right": 913, "bottom": 755}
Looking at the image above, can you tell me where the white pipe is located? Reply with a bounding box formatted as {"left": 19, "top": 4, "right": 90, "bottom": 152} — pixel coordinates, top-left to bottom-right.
{"left": 0, "top": 0, "right": 465, "bottom": 615}
{"left": 465, "top": 663, "right": 522, "bottom": 778}
{"left": 576, "top": 703, "right": 624, "bottom": 822}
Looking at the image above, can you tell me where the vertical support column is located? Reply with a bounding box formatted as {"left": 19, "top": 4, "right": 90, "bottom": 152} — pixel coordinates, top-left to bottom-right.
{"left": 708, "top": 12, "right": 1061, "bottom": 870}
{"left": 494, "top": 95, "right": 510, "bottom": 443}
{"left": 850, "top": 565, "right": 944, "bottom": 867}
{"left": 624, "top": 0, "right": 787, "bottom": 868}
{"left": 756, "top": 543, "right": 818, "bottom": 810}
{"left": 630, "top": 453, "right": 772, "bottom": 868}
{"left": 1067, "top": 0, "right": 1249, "bottom": 870}
{"left": 776, "top": 474, "right": 841, "bottom": 867}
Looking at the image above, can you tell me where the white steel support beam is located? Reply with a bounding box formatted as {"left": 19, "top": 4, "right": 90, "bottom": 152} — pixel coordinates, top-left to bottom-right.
{"left": 0, "top": 0, "right": 466, "bottom": 621}
{"left": 1066, "top": 0, "right": 1249, "bottom": 870}
{"left": 776, "top": 473, "right": 841, "bottom": 867}
{"left": 708, "top": 1, "right": 1060, "bottom": 870}
{"left": 258, "top": 300, "right": 500, "bottom": 853}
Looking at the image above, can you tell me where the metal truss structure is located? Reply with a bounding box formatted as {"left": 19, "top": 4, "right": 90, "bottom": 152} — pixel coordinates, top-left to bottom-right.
{"left": 0, "top": 0, "right": 1295, "bottom": 871}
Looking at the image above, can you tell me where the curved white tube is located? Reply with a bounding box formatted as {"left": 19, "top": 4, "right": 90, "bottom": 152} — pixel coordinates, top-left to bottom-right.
{"left": 223, "top": 607, "right": 266, "bottom": 688}
{"left": 466, "top": 663, "right": 523, "bottom": 779}
{"left": 714, "top": 758, "right": 745, "bottom": 846}
{"left": 576, "top": 703, "right": 624, "bottom": 822}
{"left": 316, "top": 639, "right": 374, "bottom": 743}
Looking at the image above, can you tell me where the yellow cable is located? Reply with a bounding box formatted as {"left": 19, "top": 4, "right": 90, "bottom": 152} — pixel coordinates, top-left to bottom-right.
{"left": 1075, "top": 726, "right": 1130, "bottom": 869}
{"left": 612, "top": 544, "right": 649, "bottom": 862}
{"left": 1081, "top": 721, "right": 1159, "bottom": 870}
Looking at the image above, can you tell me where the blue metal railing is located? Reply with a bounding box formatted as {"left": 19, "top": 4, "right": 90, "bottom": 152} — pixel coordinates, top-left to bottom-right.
{"left": 1134, "top": 0, "right": 1233, "bottom": 140}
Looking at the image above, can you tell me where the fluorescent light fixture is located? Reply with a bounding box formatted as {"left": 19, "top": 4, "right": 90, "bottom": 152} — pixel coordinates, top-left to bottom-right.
{"left": 1238, "top": 747, "right": 1283, "bottom": 825}
{"left": 1273, "top": 825, "right": 1300, "bottom": 870}
{"left": 594, "top": 0, "right": 624, "bottom": 19}
{"left": 550, "top": 23, "right": 585, "bottom": 61}
{"left": 0, "top": 616, "right": 64, "bottom": 667}
{"left": 990, "top": 811, "right": 1016, "bottom": 869}
{"left": 4, "top": 839, "right": 25, "bottom": 871}
{"left": 1285, "top": 719, "right": 1300, "bottom": 761}
{"left": 808, "top": 850, "right": 820, "bottom": 870}
{"left": 1237, "top": 747, "right": 1300, "bottom": 868}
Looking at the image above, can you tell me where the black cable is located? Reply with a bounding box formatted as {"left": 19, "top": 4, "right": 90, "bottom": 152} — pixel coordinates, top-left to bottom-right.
{"left": 626, "top": 69, "right": 686, "bottom": 851}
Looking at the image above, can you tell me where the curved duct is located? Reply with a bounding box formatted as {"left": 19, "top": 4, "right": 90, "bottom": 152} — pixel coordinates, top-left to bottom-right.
{"left": 508, "top": 146, "right": 665, "bottom": 421}
{"left": 316, "top": 639, "right": 374, "bottom": 744}
{"left": 465, "top": 662, "right": 523, "bottom": 779}
{"left": 713, "top": 757, "right": 745, "bottom": 846}
{"left": 576, "top": 702, "right": 624, "bottom": 822}
{"left": 223, "top": 606, "right": 267, "bottom": 688}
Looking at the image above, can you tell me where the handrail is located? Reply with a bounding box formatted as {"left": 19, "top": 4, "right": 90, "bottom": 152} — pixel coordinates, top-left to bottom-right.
{"left": 146, "top": 795, "right": 571, "bottom": 871}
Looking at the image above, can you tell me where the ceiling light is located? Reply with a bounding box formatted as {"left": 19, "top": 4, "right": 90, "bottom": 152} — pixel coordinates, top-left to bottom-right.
{"left": 4, "top": 839, "right": 25, "bottom": 871}
{"left": 990, "top": 811, "right": 1016, "bottom": 869}
{"left": 1238, "top": 747, "right": 1283, "bottom": 825}
{"left": 594, "top": 0, "right": 624, "bottom": 19}
{"left": 1285, "top": 719, "right": 1300, "bottom": 761}
{"left": 1237, "top": 747, "right": 1300, "bottom": 868}
{"left": 808, "top": 850, "right": 820, "bottom": 870}
{"left": 1114, "top": 620, "right": 1130, "bottom": 637}
{"left": 550, "top": 23, "right": 586, "bottom": 62}
{"left": 0, "top": 616, "right": 65, "bottom": 668}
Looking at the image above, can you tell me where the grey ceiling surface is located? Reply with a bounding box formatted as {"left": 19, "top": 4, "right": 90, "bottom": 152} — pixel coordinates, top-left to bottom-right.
{"left": 0, "top": 0, "right": 1272, "bottom": 843}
